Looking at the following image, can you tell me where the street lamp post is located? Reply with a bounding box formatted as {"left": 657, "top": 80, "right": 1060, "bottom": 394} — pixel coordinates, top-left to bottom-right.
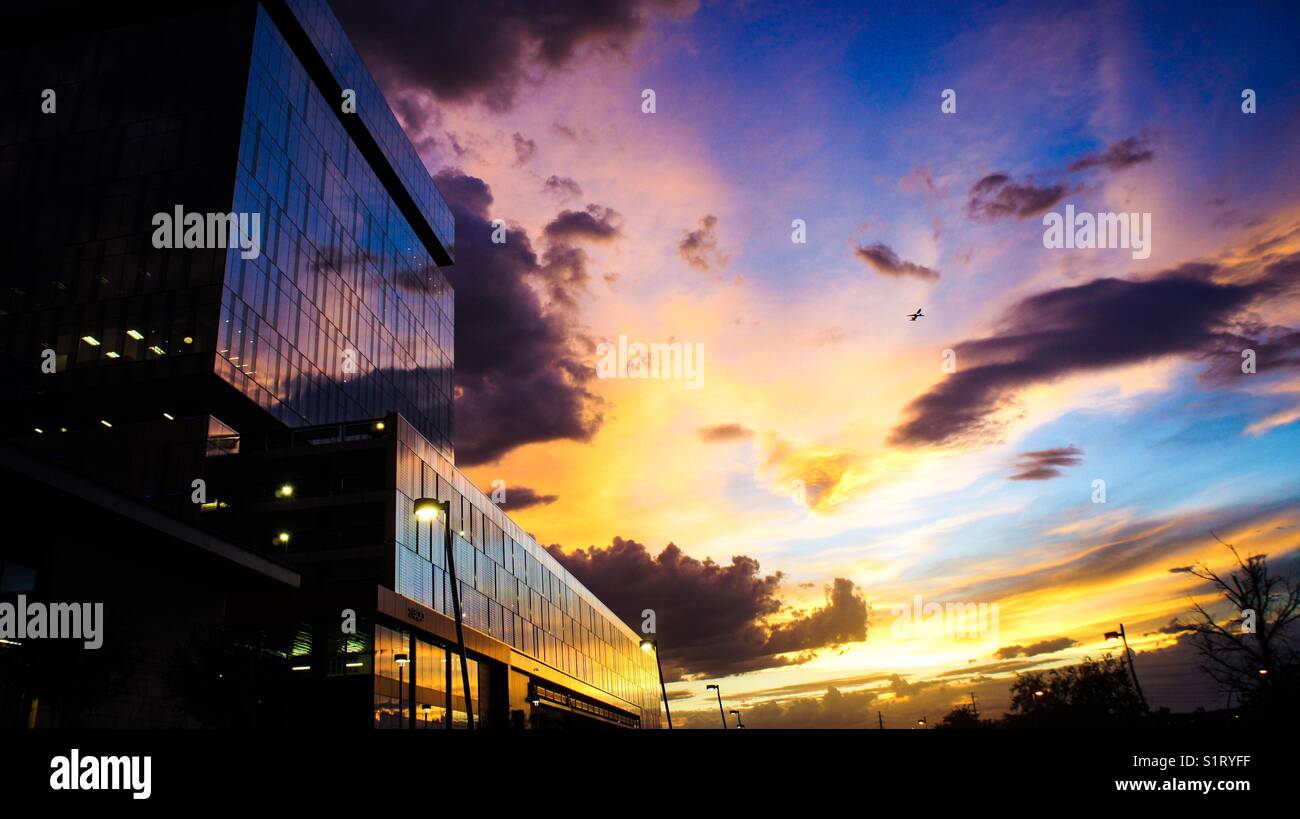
{"left": 416, "top": 497, "right": 474, "bottom": 730}
{"left": 729, "top": 709, "right": 745, "bottom": 729}
{"left": 394, "top": 652, "right": 409, "bottom": 729}
{"left": 706, "top": 683, "right": 727, "bottom": 729}
{"left": 1105, "top": 623, "right": 1150, "bottom": 713}
{"left": 640, "top": 638, "right": 673, "bottom": 729}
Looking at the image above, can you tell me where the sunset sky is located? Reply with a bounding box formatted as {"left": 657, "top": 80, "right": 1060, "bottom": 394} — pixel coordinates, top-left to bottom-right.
{"left": 333, "top": 0, "right": 1300, "bottom": 726}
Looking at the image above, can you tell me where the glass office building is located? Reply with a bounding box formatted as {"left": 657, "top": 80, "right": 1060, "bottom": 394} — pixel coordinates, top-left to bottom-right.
{"left": 0, "top": 0, "right": 661, "bottom": 728}
{"left": 0, "top": 0, "right": 453, "bottom": 459}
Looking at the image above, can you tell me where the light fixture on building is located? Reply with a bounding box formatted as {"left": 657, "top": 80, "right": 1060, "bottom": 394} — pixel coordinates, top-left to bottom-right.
{"left": 291, "top": 665, "right": 310, "bottom": 672}
{"left": 277, "top": 531, "right": 291, "bottom": 544}
{"left": 162, "top": 412, "right": 175, "bottom": 421}
{"left": 127, "top": 329, "right": 144, "bottom": 340}
{"left": 374, "top": 421, "right": 385, "bottom": 431}
{"left": 100, "top": 420, "right": 112, "bottom": 428}
{"left": 106, "top": 351, "right": 120, "bottom": 359}
{"left": 414, "top": 498, "right": 440, "bottom": 521}
{"left": 277, "top": 484, "right": 295, "bottom": 498}
{"left": 81, "top": 335, "right": 100, "bottom": 346}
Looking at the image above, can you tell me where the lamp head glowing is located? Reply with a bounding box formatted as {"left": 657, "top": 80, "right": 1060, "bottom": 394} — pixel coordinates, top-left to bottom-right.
{"left": 639, "top": 639, "right": 654, "bottom": 652}
{"left": 1104, "top": 630, "right": 1121, "bottom": 642}
{"left": 414, "top": 498, "right": 440, "bottom": 521}
{"left": 394, "top": 653, "right": 409, "bottom": 667}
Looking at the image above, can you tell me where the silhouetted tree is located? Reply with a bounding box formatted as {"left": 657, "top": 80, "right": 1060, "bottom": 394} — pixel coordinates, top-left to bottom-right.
{"left": 937, "top": 702, "right": 989, "bottom": 729}
{"left": 1175, "top": 533, "right": 1300, "bottom": 720}
{"left": 1006, "top": 656, "right": 1144, "bottom": 728}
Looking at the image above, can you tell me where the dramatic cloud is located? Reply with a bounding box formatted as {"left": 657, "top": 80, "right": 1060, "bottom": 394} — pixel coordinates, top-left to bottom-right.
{"left": 499, "top": 485, "right": 559, "bottom": 510}
{"left": 432, "top": 168, "right": 603, "bottom": 465}
{"left": 511, "top": 132, "right": 537, "bottom": 165}
{"left": 697, "top": 423, "right": 754, "bottom": 443}
{"left": 548, "top": 538, "right": 869, "bottom": 679}
{"left": 1009, "top": 445, "right": 1083, "bottom": 481}
{"left": 854, "top": 242, "right": 940, "bottom": 281}
{"left": 1068, "top": 134, "right": 1155, "bottom": 173}
{"left": 890, "top": 255, "right": 1300, "bottom": 447}
{"left": 678, "top": 214, "right": 728, "bottom": 271}
{"left": 761, "top": 435, "right": 869, "bottom": 512}
{"left": 994, "top": 637, "right": 1078, "bottom": 659}
{"left": 333, "top": 0, "right": 696, "bottom": 110}
{"left": 542, "top": 204, "right": 623, "bottom": 243}
{"left": 967, "top": 173, "right": 1067, "bottom": 221}
{"left": 542, "top": 174, "right": 583, "bottom": 200}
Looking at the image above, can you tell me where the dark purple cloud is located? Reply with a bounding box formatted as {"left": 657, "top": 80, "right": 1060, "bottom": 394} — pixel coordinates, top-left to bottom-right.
{"left": 890, "top": 254, "right": 1300, "bottom": 448}
{"left": 511, "top": 132, "right": 536, "bottom": 165}
{"left": 1068, "top": 134, "right": 1155, "bottom": 173}
{"left": 432, "top": 168, "right": 603, "bottom": 465}
{"left": 542, "top": 175, "right": 583, "bottom": 199}
{"left": 548, "top": 538, "right": 869, "bottom": 680}
{"left": 332, "top": 0, "right": 695, "bottom": 111}
{"left": 498, "top": 485, "right": 559, "bottom": 510}
{"left": 967, "top": 173, "right": 1067, "bottom": 221}
{"left": 697, "top": 423, "right": 753, "bottom": 443}
{"left": 678, "top": 214, "right": 727, "bottom": 271}
{"left": 1009, "top": 445, "right": 1083, "bottom": 481}
{"left": 542, "top": 204, "right": 622, "bottom": 243}
{"left": 855, "top": 242, "right": 940, "bottom": 281}
{"left": 994, "top": 637, "right": 1078, "bottom": 659}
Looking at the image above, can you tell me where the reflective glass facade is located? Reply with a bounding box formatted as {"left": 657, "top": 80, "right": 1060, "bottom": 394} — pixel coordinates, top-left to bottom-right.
{"left": 0, "top": 0, "right": 660, "bottom": 728}
{"left": 390, "top": 418, "right": 662, "bottom": 728}
{"left": 0, "top": 1, "right": 454, "bottom": 460}
{"left": 0, "top": 3, "right": 250, "bottom": 383}
{"left": 216, "top": 5, "right": 454, "bottom": 456}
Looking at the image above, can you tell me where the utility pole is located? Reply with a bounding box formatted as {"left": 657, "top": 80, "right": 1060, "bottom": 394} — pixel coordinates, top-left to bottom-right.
{"left": 877, "top": 711, "right": 884, "bottom": 729}
{"left": 969, "top": 692, "right": 979, "bottom": 718}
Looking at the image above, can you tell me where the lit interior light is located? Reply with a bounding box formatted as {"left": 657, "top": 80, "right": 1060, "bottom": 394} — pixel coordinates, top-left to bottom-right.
{"left": 105, "top": 351, "right": 120, "bottom": 359}
{"left": 148, "top": 345, "right": 165, "bottom": 355}
{"left": 183, "top": 336, "right": 193, "bottom": 344}
{"left": 34, "top": 427, "right": 44, "bottom": 434}
{"left": 59, "top": 427, "right": 67, "bottom": 433}
{"left": 345, "top": 662, "right": 363, "bottom": 668}
{"left": 81, "top": 335, "right": 101, "bottom": 346}
{"left": 277, "top": 484, "right": 295, "bottom": 498}
{"left": 277, "top": 532, "right": 291, "bottom": 544}
{"left": 162, "top": 412, "right": 175, "bottom": 421}
{"left": 100, "top": 420, "right": 112, "bottom": 428}
{"left": 127, "top": 329, "right": 144, "bottom": 340}
{"left": 291, "top": 665, "right": 310, "bottom": 672}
